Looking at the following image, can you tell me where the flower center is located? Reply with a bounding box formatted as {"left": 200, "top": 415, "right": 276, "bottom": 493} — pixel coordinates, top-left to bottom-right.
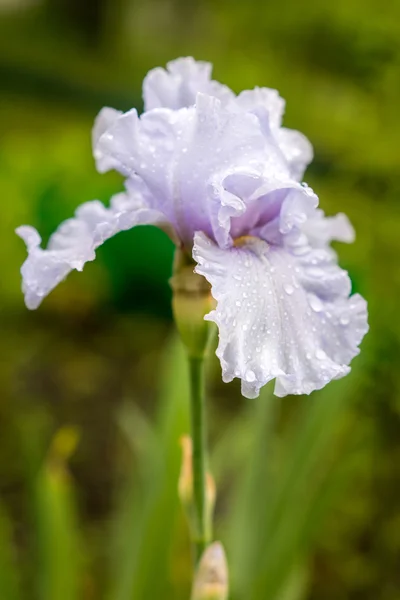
{"left": 234, "top": 235, "right": 269, "bottom": 253}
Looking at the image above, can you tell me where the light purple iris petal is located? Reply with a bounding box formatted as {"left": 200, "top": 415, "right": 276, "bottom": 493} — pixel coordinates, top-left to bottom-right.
{"left": 92, "top": 107, "right": 123, "bottom": 173}
{"left": 142, "top": 57, "right": 312, "bottom": 180}
{"left": 143, "top": 57, "right": 234, "bottom": 111}
{"left": 234, "top": 87, "right": 285, "bottom": 131}
{"left": 143, "top": 57, "right": 313, "bottom": 181}
{"left": 276, "top": 127, "right": 314, "bottom": 181}
{"left": 302, "top": 209, "right": 355, "bottom": 247}
{"left": 193, "top": 231, "right": 368, "bottom": 399}
{"left": 230, "top": 89, "right": 313, "bottom": 181}
{"left": 16, "top": 189, "right": 167, "bottom": 309}
{"left": 247, "top": 184, "right": 318, "bottom": 249}
{"left": 95, "top": 93, "right": 300, "bottom": 248}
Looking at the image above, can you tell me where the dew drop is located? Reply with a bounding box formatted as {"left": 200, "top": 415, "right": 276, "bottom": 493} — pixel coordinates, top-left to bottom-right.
{"left": 309, "top": 295, "right": 323, "bottom": 313}
{"left": 307, "top": 267, "right": 324, "bottom": 278}
{"left": 284, "top": 283, "right": 294, "bottom": 295}
{"left": 245, "top": 369, "right": 256, "bottom": 382}
{"left": 235, "top": 300, "right": 241, "bottom": 307}
{"left": 315, "top": 349, "right": 326, "bottom": 360}
{"left": 340, "top": 315, "right": 350, "bottom": 326}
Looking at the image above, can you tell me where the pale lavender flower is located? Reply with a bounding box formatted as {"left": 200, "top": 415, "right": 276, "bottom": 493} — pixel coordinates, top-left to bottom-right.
{"left": 142, "top": 57, "right": 313, "bottom": 181}
{"left": 16, "top": 58, "right": 368, "bottom": 398}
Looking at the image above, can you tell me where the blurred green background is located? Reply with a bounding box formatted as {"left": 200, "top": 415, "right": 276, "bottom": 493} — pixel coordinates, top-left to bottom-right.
{"left": 0, "top": 0, "right": 399, "bottom": 598}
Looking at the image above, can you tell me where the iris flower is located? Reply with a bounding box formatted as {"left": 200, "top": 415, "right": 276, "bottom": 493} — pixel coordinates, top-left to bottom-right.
{"left": 16, "top": 58, "right": 368, "bottom": 398}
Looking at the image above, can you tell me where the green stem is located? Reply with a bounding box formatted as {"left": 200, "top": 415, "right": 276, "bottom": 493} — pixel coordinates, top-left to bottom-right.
{"left": 189, "top": 356, "right": 209, "bottom": 563}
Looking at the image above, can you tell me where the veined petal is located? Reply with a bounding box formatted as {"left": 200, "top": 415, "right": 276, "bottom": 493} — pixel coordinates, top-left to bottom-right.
{"left": 141, "top": 58, "right": 313, "bottom": 180}
{"left": 248, "top": 184, "right": 318, "bottom": 249}
{"left": 95, "top": 93, "right": 293, "bottom": 247}
{"left": 16, "top": 190, "right": 167, "bottom": 309}
{"left": 193, "top": 232, "right": 368, "bottom": 399}
{"left": 143, "top": 57, "right": 234, "bottom": 111}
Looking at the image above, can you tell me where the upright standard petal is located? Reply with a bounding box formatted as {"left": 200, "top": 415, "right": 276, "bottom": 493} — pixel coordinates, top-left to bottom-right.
{"left": 92, "top": 107, "right": 123, "bottom": 173}
{"left": 94, "top": 93, "right": 299, "bottom": 248}
{"left": 234, "top": 87, "right": 285, "bottom": 131}
{"left": 143, "top": 57, "right": 234, "bottom": 111}
{"left": 193, "top": 232, "right": 368, "bottom": 399}
{"left": 16, "top": 189, "right": 167, "bottom": 309}
{"left": 142, "top": 58, "right": 313, "bottom": 180}
{"left": 231, "top": 89, "right": 313, "bottom": 181}
{"left": 276, "top": 128, "right": 314, "bottom": 181}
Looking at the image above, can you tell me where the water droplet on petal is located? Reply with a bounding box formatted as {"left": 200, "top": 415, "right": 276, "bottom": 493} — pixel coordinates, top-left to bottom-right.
{"left": 309, "top": 295, "right": 323, "bottom": 313}
{"left": 245, "top": 369, "right": 256, "bottom": 382}
{"left": 235, "top": 300, "right": 241, "bottom": 307}
{"left": 307, "top": 267, "right": 324, "bottom": 278}
{"left": 315, "top": 349, "right": 327, "bottom": 360}
{"left": 284, "top": 283, "right": 294, "bottom": 295}
{"left": 340, "top": 315, "right": 350, "bottom": 326}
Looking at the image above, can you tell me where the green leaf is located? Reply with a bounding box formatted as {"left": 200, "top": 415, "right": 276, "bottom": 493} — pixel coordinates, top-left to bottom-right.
{"left": 0, "top": 504, "right": 21, "bottom": 600}
{"left": 34, "top": 428, "right": 83, "bottom": 600}
{"left": 108, "top": 335, "right": 190, "bottom": 600}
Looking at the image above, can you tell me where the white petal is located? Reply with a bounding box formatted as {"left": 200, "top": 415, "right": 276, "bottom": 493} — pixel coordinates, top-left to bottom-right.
{"left": 92, "top": 107, "right": 122, "bottom": 173}
{"left": 193, "top": 232, "right": 368, "bottom": 399}
{"left": 142, "top": 59, "right": 313, "bottom": 181}
{"left": 301, "top": 209, "right": 355, "bottom": 247}
{"left": 234, "top": 87, "right": 285, "bottom": 131}
{"left": 16, "top": 190, "right": 166, "bottom": 309}
{"left": 230, "top": 89, "right": 313, "bottom": 180}
{"left": 95, "top": 93, "right": 294, "bottom": 247}
{"left": 143, "top": 57, "right": 234, "bottom": 111}
{"left": 276, "top": 127, "right": 314, "bottom": 181}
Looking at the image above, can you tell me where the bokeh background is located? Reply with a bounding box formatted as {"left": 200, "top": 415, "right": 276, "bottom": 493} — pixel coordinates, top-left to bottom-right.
{"left": 0, "top": 0, "right": 399, "bottom": 598}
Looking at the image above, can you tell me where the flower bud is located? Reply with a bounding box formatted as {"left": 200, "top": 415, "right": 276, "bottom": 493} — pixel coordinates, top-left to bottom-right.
{"left": 178, "top": 435, "right": 194, "bottom": 507}
{"left": 191, "top": 542, "right": 229, "bottom": 600}
{"left": 178, "top": 436, "right": 216, "bottom": 541}
{"left": 170, "top": 248, "right": 215, "bottom": 359}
